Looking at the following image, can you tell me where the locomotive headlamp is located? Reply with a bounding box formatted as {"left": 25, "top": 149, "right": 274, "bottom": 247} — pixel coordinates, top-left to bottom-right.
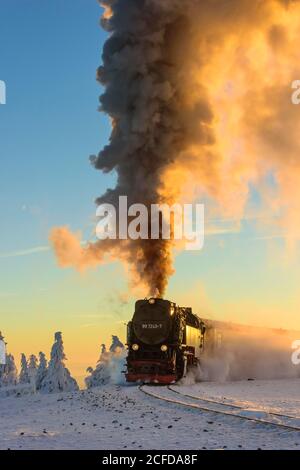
{"left": 149, "top": 298, "right": 155, "bottom": 304}
{"left": 132, "top": 344, "right": 139, "bottom": 351}
{"left": 161, "top": 345, "right": 168, "bottom": 352}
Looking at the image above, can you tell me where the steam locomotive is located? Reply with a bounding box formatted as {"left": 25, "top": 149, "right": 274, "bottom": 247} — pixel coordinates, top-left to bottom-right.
{"left": 126, "top": 298, "right": 206, "bottom": 384}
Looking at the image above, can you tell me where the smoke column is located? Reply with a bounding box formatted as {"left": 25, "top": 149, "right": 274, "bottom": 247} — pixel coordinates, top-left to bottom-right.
{"left": 51, "top": 0, "right": 300, "bottom": 295}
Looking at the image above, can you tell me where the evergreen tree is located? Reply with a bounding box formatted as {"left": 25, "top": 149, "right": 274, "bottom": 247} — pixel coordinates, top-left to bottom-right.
{"left": 28, "top": 354, "right": 38, "bottom": 391}
{"left": 0, "top": 365, "right": 4, "bottom": 387}
{"left": 39, "top": 332, "right": 79, "bottom": 393}
{"left": 28, "top": 354, "right": 38, "bottom": 372}
{"left": 36, "top": 352, "right": 48, "bottom": 390}
{"left": 110, "top": 335, "right": 125, "bottom": 353}
{"left": 19, "top": 353, "right": 30, "bottom": 384}
{"left": 85, "top": 337, "right": 125, "bottom": 388}
{"left": 0, "top": 332, "right": 6, "bottom": 387}
{"left": 2, "top": 354, "right": 18, "bottom": 386}
{"left": 85, "top": 343, "right": 110, "bottom": 388}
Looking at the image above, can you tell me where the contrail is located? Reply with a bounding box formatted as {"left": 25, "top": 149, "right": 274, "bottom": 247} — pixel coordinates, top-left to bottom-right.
{"left": 0, "top": 246, "right": 50, "bottom": 259}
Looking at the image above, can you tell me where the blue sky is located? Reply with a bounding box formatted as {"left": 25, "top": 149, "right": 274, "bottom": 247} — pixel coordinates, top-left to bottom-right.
{"left": 0, "top": 0, "right": 112, "bottom": 250}
{"left": 0, "top": 1, "right": 121, "bottom": 374}
{"left": 0, "top": 1, "right": 299, "bottom": 379}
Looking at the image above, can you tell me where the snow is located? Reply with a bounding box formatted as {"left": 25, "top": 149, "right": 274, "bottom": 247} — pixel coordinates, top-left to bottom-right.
{"left": 176, "top": 379, "right": 300, "bottom": 418}
{"left": 0, "top": 378, "right": 299, "bottom": 450}
{"left": 0, "top": 383, "right": 33, "bottom": 399}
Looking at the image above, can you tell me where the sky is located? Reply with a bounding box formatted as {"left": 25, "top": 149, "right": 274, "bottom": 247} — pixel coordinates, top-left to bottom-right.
{"left": 0, "top": 0, "right": 300, "bottom": 383}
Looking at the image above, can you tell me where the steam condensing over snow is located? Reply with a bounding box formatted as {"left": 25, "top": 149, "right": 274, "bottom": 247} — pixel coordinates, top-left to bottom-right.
{"left": 85, "top": 336, "right": 126, "bottom": 388}
{"left": 182, "top": 322, "right": 300, "bottom": 384}
{"left": 51, "top": 0, "right": 300, "bottom": 296}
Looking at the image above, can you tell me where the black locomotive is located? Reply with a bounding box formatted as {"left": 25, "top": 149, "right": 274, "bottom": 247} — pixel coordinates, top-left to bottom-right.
{"left": 126, "top": 298, "right": 206, "bottom": 384}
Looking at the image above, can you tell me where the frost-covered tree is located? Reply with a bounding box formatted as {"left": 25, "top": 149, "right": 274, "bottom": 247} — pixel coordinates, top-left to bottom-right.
{"left": 110, "top": 336, "right": 125, "bottom": 353}
{"left": 39, "top": 332, "right": 79, "bottom": 393}
{"left": 28, "top": 354, "right": 38, "bottom": 372}
{"left": 85, "top": 343, "right": 110, "bottom": 388}
{"left": 1, "top": 354, "right": 18, "bottom": 386}
{"left": 85, "top": 336, "right": 125, "bottom": 388}
{"left": 36, "top": 352, "right": 47, "bottom": 390}
{"left": 19, "top": 353, "right": 30, "bottom": 384}
{"left": 0, "top": 332, "right": 6, "bottom": 387}
{"left": 0, "top": 364, "right": 4, "bottom": 387}
{"left": 28, "top": 354, "right": 38, "bottom": 391}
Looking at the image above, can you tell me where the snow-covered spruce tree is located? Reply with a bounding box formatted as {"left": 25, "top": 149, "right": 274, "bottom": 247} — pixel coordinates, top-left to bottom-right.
{"left": 110, "top": 335, "right": 125, "bottom": 353}
{"left": 85, "top": 337, "right": 125, "bottom": 388}
{"left": 0, "top": 367, "right": 4, "bottom": 387}
{"left": 85, "top": 344, "right": 110, "bottom": 388}
{"left": 28, "top": 354, "right": 38, "bottom": 373}
{"left": 19, "top": 353, "right": 30, "bottom": 384}
{"left": 0, "top": 332, "right": 6, "bottom": 387}
{"left": 0, "top": 365, "right": 4, "bottom": 387}
{"left": 36, "top": 352, "right": 47, "bottom": 390}
{"left": 1, "top": 354, "right": 18, "bottom": 386}
{"left": 39, "top": 332, "right": 79, "bottom": 393}
{"left": 28, "top": 354, "right": 38, "bottom": 391}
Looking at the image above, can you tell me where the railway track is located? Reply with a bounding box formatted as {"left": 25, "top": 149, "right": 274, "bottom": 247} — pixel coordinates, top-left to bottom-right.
{"left": 140, "top": 384, "right": 300, "bottom": 433}
{"left": 168, "top": 385, "right": 300, "bottom": 421}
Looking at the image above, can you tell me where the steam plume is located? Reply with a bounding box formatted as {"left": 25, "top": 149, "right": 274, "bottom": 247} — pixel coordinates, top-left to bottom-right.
{"left": 184, "top": 321, "right": 300, "bottom": 383}
{"left": 51, "top": 0, "right": 300, "bottom": 295}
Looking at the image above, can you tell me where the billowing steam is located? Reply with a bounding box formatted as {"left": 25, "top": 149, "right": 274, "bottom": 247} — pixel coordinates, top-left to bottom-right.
{"left": 182, "top": 322, "right": 300, "bottom": 383}
{"left": 51, "top": 0, "right": 300, "bottom": 295}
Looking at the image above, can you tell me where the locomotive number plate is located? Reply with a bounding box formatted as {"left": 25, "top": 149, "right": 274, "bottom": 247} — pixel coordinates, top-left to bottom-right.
{"left": 142, "top": 323, "right": 163, "bottom": 329}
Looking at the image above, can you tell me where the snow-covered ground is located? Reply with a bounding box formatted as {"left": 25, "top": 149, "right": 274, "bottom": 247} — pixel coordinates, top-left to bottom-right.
{"left": 176, "top": 379, "right": 300, "bottom": 418}
{"left": 0, "top": 378, "right": 299, "bottom": 450}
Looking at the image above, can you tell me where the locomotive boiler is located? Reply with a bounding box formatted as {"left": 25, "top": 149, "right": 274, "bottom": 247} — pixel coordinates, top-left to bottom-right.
{"left": 126, "top": 298, "right": 206, "bottom": 384}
